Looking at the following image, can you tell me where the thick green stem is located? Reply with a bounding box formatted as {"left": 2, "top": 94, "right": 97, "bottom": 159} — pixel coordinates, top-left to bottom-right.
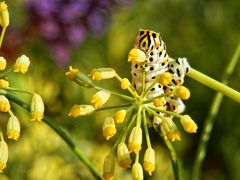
{"left": 187, "top": 68, "right": 240, "bottom": 103}
{"left": 192, "top": 42, "right": 240, "bottom": 180}
{"left": 3, "top": 91, "right": 103, "bottom": 180}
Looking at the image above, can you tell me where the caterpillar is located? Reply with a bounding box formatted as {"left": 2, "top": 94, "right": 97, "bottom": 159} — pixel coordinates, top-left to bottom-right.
{"left": 130, "top": 29, "right": 190, "bottom": 125}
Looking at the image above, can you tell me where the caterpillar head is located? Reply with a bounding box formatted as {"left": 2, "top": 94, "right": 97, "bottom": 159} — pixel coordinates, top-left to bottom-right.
{"left": 134, "top": 29, "right": 161, "bottom": 53}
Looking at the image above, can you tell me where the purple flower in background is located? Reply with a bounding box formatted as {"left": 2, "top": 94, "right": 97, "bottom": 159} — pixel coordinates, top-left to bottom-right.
{"left": 25, "top": 0, "right": 131, "bottom": 67}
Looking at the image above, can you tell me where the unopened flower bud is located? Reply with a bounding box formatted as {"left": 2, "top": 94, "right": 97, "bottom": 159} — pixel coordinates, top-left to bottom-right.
{"left": 68, "top": 105, "right": 95, "bottom": 117}
{"left": 180, "top": 115, "right": 197, "bottom": 133}
{"left": 0, "top": 57, "right": 6, "bottom": 70}
{"left": 121, "top": 78, "right": 130, "bottom": 89}
{"left": 114, "top": 110, "right": 126, "bottom": 124}
{"left": 0, "top": 1, "right": 9, "bottom": 28}
{"left": 0, "top": 79, "right": 9, "bottom": 89}
{"left": 0, "top": 95, "right": 10, "bottom": 112}
{"left": 132, "top": 162, "right": 143, "bottom": 180}
{"left": 128, "top": 48, "right": 146, "bottom": 63}
{"left": 7, "top": 115, "right": 20, "bottom": 141}
{"left": 117, "top": 142, "right": 132, "bottom": 168}
{"left": 160, "top": 118, "right": 181, "bottom": 142}
{"left": 90, "top": 68, "right": 116, "bottom": 81}
{"left": 153, "top": 97, "right": 165, "bottom": 107}
{"left": 103, "top": 152, "right": 115, "bottom": 180}
{"left": 13, "top": 55, "right": 30, "bottom": 74}
{"left": 156, "top": 72, "right": 172, "bottom": 86}
{"left": 174, "top": 86, "right": 190, "bottom": 100}
{"left": 30, "top": 94, "right": 44, "bottom": 121}
{"left": 143, "top": 147, "right": 155, "bottom": 175}
{"left": 91, "top": 90, "right": 110, "bottom": 108}
{"left": 128, "top": 126, "right": 142, "bottom": 153}
{"left": 103, "top": 117, "right": 116, "bottom": 140}
{"left": 0, "top": 133, "right": 8, "bottom": 173}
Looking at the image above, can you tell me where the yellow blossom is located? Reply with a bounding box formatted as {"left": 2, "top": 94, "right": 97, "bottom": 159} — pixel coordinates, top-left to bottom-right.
{"left": 102, "top": 117, "right": 116, "bottom": 140}
{"left": 65, "top": 66, "right": 79, "bottom": 80}
{"left": 30, "top": 94, "right": 44, "bottom": 121}
{"left": 160, "top": 118, "right": 181, "bottom": 142}
{"left": 0, "top": 95, "right": 10, "bottom": 112}
{"left": 128, "top": 48, "right": 146, "bottom": 63}
{"left": 132, "top": 162, "right": 143, "bottom": 180}
{"left": 156, "top": 72, "right": 172, "bottom": 86}
{"left": 128, "top": 126, "right": 142, "bottom": 153}
{"left": 13, "top": 55, "right": 30, "bottom": 74}
{"left": 174, "top": 86, "right": 190, "bottom": 100}
{"left": 91, "top": 90, "right": 111, "bottom": 108}
{"left": 0, "top": 57, "right": 6, "bottom": 70}
{"left": 7, "top": 115, "right": 20, "bottom": 141}
{"left": 121, "top": 78, "right": 130, "bottom": 89}
{"left": 0, "top": 133, "right": 8, "bottom": 173}
{"left": 114, "top": 110, "right": 126, "bottom": 124}
{"left": 143, "top": 147, "right": 155, "bottom": 175}
{"left": 90, "top": 68, "right": 116, "bottom": 81}
{"left": 0, "top": 79, "right": 9, "bottom": 89}
{"left": 153, "top": 97, "right": 165, "bottom": 107}
{"left": 68, "top": 105, "right": 95, "bottom": 117}
{"left": 0, "top": 1, "right": 9, "bottom": 28}
{"left": 180, "top": 115, "right": 197, "bottom": 133}
{"left": 103, "top": 152, "right": 115, "bottom": 180}
{"left": 117, "top": 142, "right": 132, "bottom": 168}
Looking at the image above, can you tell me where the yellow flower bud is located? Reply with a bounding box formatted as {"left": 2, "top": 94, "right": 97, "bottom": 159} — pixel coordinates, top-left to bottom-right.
{"left": 0, "top": 57, "right": 6, "bottom": 70}
{"left": 180, "top": 115, "right": 198, "bottom": 133}
{"left": 128, "top": 126, "right": 142, "bottom": 153}
{"left": 68, "top": 105, "right": 95, "bottom": 117}
{"left": 156, "top": 72, "right": 172, "bottom": 86}
{"left": 91, "top": 90, "right": 111, "bottom": 108}
{"left": 160, "top": 118, "right": 181, "bottom": 142}
{"left": 143, "top": 147, "right": 155, "bottom": 176}
{"left": 128, "top": 48, "right": 146, "bottom": 63}
{"left": 30, "top": 94, "right": 44, "bottom": 122}
{"left": 0, "top": 1, "right": 9, "bottom": 28}
{"left": 132, "top": 162, "right": 143, "bottom": 180}
{"left": 117, "top": 142, "right": 132, "bottom": 168}
{"left": 121, "top": 78, "right": 130, "bottom": 89}
{"left": 103, "top": 152, "right": 115, "bottom": 180}
{"left": 65, "top": 66, "right": 79, "bottom": 80}
{"left": 114, "top": 110, "right": 126, "bottom": 124}
{"left": 102, "top": 117, "right": 116, "bottom": 140}
{"left": 7, "top": 115, "right": 20, "bottom": 141}
{"left": 13, "top": 55, "right": 30, "bottom": 74}
{"left": 153, "top": 97, "right": 165, "bottom": 107}
{"left": 174, "top": 86, "right": 190, "bottom": 100}
{"left": 0, "top": 79, "right": 9, "bottom": 89}
{"left": 0, "top": 95, "right": 10, "bottom": 112}
{"left": 90, "top": 68, "right": 116, "bottom": 81}
{"left": 0, "top": 133, "right": 8, "bottom": 173}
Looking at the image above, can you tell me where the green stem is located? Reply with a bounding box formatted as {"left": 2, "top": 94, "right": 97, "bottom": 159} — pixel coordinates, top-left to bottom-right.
{"left": 142, "top": 72, "right": 146, "bottom": 93}
{"left": 162, "top": 135, "right": 180, "bottom": 180}
{"left": 142, "top": 110, "right": 151, "bottom": 147}
{"left": 6, "top": 87, "right": 34, "bottom": 95}
{"left": 95, "top": 103, "right": 133, "bottom": 112}
{"left": 3, "top": 91, "right": 103, "bottom": 180}
{"left": 187, "top": 68, "right": 240, "bottom": 103}
{"left": 148, "top": 105, "right": 182, "bottom": 118}
{"left": 94, "top": 85, "right": 135, "bottom": 101}
{"left": 141, "top": 81, "right": 157, "bottom": 98}
{"left": 111, "top": 112, "right": 137, "bottom": 151}
{"left": 0, "top": 67, "right": 14, "bottom": 78}
{"left": 192, "top": 42, "right": 240, "bottom": 180}
{"left": 143, "top": 92, "right": 172, "bottom": 104}
{"left": 0, "top": 27, "right": 6, "bottom": 48}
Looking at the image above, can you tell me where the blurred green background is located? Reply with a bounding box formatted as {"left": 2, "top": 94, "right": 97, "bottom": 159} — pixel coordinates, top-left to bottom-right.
{"left": 0, "top": 0, "right": 239, "bottom": 179}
